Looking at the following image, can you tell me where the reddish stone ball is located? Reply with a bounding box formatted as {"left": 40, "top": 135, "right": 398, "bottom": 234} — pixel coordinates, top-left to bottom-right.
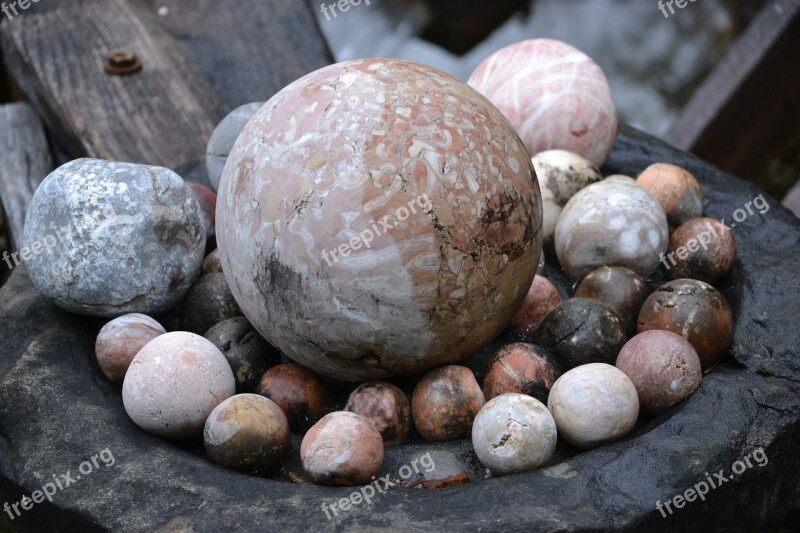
{"left": 188, "top": 182, "right": 217, "bottom": 247}
{"left": 667, "top": 218, "right": 736, "bottom": 285}
{"left": 635, "top": 163, "right": 703, "bottom": 229}
{"left": 637, "top": 279, "right": 733, "bottom": 369}
{"left": 256, "top": 363, "right": 328, "bottom": 433}
{"left": 616, "top": 330, "right": 702, "bottom": 416}
{"left": 483, "top": 343, "right": 560, "bottom": 403}
{"left": 301, "top": 411, "right": 384, "bottom": 486}
{"left": 95, "top": 313, "right": 166, "bottom": 384}
{"left": 508, "top": 275, "right": 562, "bottom": 339}
{"left": 345, "top": 382, "right": 411, "bottom": 446}
{"left": 411, "top": 365, "right": 485, "bottom": 442}
{"left": 574, "top": 266, "right": 649, "bottom": 335}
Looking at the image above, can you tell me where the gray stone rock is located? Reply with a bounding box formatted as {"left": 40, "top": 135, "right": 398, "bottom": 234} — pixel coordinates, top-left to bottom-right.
{"left": 205, "top": 102, "right": 263, "bottom": 191}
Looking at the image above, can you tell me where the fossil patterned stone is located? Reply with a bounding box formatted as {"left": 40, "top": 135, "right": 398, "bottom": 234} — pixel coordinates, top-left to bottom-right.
{"left": 23, "top": 158, "right": 205, "bottom": 317}
{"left": 468, "top": 39, "right": 618, "bottom": 167}
{"left": 206, "top": 102, "right": 263, "bottom": 192}
{"left": 217, "top": 59, "right": 542, "bottom": 381}
{"left": 345, "top": 381, "right": 411, "bottom": 446}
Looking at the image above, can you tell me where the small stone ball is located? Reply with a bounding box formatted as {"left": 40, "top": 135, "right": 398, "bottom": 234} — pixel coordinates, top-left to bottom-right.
{"left": 179, "top": 273, "right": 242, "bottom": 335}
{"left": 483, "top": 343, "right": 560, "bottom": 403}
{"left": 667, "top": 218, "right": 736, "bottom": 285}
{"left": 301, "top": 411, "right": 384, "bottom": 486}
{"left": 95, "top": 313, "right": 166, "bottom": 384}
{"left": 471, "top": 393, "right": 557, "bottom": 475}
{"left": 345, "top": 382, "right": 411, "bottom": 446}
{"left": 203, "top": 394, "right": 290, "bottom": 475}
{"left": 555, "top": 179, "right": 669, "bottom": 280}
{"left": 636, "top": 163, "right": 704, "bottom": 229}
{"left": 201, "top": 249, "right": 223, "bottom": 274}
{"left": 256, "top": 363, "right": 328, "bottom": 433}
{"left": 616, "top": 331, "right": 702, "bottom": 416}
{"left": 23, "top": 158, "right": 205, "bottom": 317}
{"left": 508, "top": 275, "right": 562, "bottom": 339}
{"left": 537, "top": 298, "right": 627, "bottom": 370}
{"left": 637, "top": 279, "right": 733, "bottom": 369}
{"left": 206, "top": 102, "right": 264, "bottom": 191}
{"left": 187, "top": 182, "right": 217, "bottom": 249}
{"left": 204, "top": 317, "right": 281, "bottom": 393}
{"left": 604, "top": 174, "right": 636, "bottom": 184}
{"left": 411, "top": 365, "right": 485, "bottom": 442}
{"left": 468, "top": 39, "right": 617, "bottom": 166}
{"left": 532, "top": 150, "right": 603, "bottom": 242}
{"left": 547, "top": 363, "right": 639, "bottom": 449}
{"left": 574, "top": 266, "right": 649, "bottom": 335}
{"left": 122, "top": 332, "right": 235, "bottom": 439}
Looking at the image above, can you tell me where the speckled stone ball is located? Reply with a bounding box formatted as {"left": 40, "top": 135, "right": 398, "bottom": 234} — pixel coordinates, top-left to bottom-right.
{"left": 187, "top": 182, "right": 217, "bottom": 250}
{"left": 636, "top": 163, "right": 703, "bottom": 229}
{"left": 547, "top": 363, "right": 639, "bottom": 449}
{"left": 616, "top": 331, "right": 702, "bottom": 416}
{"left": 508, "top": 275, "right": 562, "bottom": 339}
{"left": 345, "top": 381, "right": 411, "bottom": 446}
{"left": 667, "top": 218, "right": 736, "bottom": 285}
{"left": 472, "top": 393, "right": 557, "bottom": 475}
{"left": 179, "top": 273, "right": 243, "bottom": 335}
{"left": 217, "top": 58, "right": 542, "bottom": 382}
{"left": 301, "top": 411, "right": 384, "bottom": 486}
{"left": 468, "top": 39, "right": 618, "bottom": 166}
{"left": 256, "top": 362, "right": 328, "bottom": 433}
{"left": 204, "top": 317, "right": 281, "bottom": 393}
{"left": 411, "top": 365, "right": 485, "bottom": 442}
{"left": 95, "top": 313, "right": 166, "bottom": 384}
{"left": 23, "top": 158, "right": 205, "bottom": 317}
{"left": 483, "top": 343, "right": 560, "bottom": 403}
{"left": 203, "top": 394, "right": 290, "bottom": 475}
{"left": 555, "top": 179, "right": 669, "bottom": 280}
{"left": 532, "top": 150, "right": 603, "bottom": 243}
{"left": 638, "top": 279, "right": 733, "bottom": 369}
{"left": 574, "top": 266, "right": 649, "bottom": 335}
{"left": 537, "top": 298, "right": 627, "bottom": 370}
{"left": 122, "top": 332, "right": 235, "bottom": 439}
{"left": 206, "top": 102, "right": 264, "bottom": 191}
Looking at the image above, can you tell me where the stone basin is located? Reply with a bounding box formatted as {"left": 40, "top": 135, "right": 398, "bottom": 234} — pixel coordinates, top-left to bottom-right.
{"left": 0, "top": 125, "right": 799, "bottom": 532}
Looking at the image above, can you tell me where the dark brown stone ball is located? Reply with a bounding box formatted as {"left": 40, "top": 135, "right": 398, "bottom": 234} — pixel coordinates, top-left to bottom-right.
{"left": 256, "top": 362, "right": 328, "bottom": 434}
{"left": 574, "top": 266, "right": 649, "bottom": 335}
{"left": 345, "top": 381, "right": 411, "bottom": 446}
{"left": 666, "top": 218, "right": 736, "bottom": 285}
{"left": 411, "top": 365, "right": 485, "bottom": 442}
{"left": 204, "top": 317, "right": 281, "bottom": 393}
{"left": 637, "top": 279, "right": 733, "bottom": 369}
{"left": 179, "top": 273, "right": 243, "bottom": 335}
{"left": 483, "top": 343, "right": 561, "bottom": 403}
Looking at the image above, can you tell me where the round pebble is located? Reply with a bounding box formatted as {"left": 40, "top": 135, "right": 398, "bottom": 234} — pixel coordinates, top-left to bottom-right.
{"left": 256, "top": 363, "right": 328, "bottom": 433}
{"left": 204, "top": 316, "right": 281, "bottom": 393}
{"left": 636, "top": 163, "right": 704, "bottom": 229}
{"left": 411, "top": 365, "right": 485, "bottom": 442}
{"left": 471, "top": 393, "right": 557, "bottom": 475}
{"left": 616, "top": 331, "right": 702, "bottom": 416}
{"left": 637, "top": 279, "right": 733, "bottom": 369}
{"left": 201, "top": 249, "right": 223, "bottom": 274}
{"left": 95, "top": 313, "right": 166, "bottom": 384}
{"left": 555, "top": 179, "right": 669, "bottom": 280}
{"left": 24, "top": 158, "right": 205, "bottom": 317}
{"left": 345, "top": 382, "right": 411, "bottom": 446}
{"left": 604, "top": 174, "right": 636, "bottom": 184}
{"left": 179, "top": 273, "right": 242, "bottom": 335}
{"left": 667, "top": 218, "right": 736, "bottom": 285}
{"left": 483, "top": 343, "right": 560, "bottom": 403}
{"left": 547, "top": 363, "right": 639, "bottom": 449}
{"left": 508, "top": 275, "right": 562, "bottom": 339}
{"left": 468, "top": 39, "right": 618, "bottom": 166}
{"left": 574, "top": 266, "right": 649, "bottom": 335}
{"left": 204, "top": 394, "right": 290, "bottom": 475}
{"left": 537, "top": 298, "right": 627, "bottom": 370}
{"left": 301, "top": 411, "right": 384, "bottom": 486}
{"left": 187, "top": 182, "right": 217, "bottom": 250}
{"left": 122, "top": 332, "right": 235, "bottom": 439}
{"left": 206, "top": 102, "right": 264, "bottom": 191}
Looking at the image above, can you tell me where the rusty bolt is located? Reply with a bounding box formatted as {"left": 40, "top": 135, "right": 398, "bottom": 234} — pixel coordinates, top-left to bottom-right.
{"left": 104, "top": 50, "right": 142, "bottom": 76}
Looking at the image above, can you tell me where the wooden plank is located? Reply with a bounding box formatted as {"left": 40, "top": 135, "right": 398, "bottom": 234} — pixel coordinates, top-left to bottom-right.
{"left": 665, "top": 0, "right": 800, "bottom": 180}
{"left": 0, "top": 0, "right": 224, "bottom": 168}
{"left": 134, "top": 0, "right": 334, "bottom": 113}
{"left": 0, "top": 102, "right": 53, "bottom": 251}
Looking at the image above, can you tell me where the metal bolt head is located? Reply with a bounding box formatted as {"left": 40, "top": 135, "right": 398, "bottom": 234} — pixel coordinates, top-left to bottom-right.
{"left": 104, "top": 50, "right": 142, "bottom": 75}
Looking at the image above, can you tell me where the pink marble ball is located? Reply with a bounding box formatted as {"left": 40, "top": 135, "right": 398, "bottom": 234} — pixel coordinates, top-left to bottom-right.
{"left": 95, "top": 313, "right": 166, "bottom": 384}
{"left": 217, "top": 59, "right": 543, "bottom": 382}
{"left": 468, "top": 39, "right": 618, "bottom": 166}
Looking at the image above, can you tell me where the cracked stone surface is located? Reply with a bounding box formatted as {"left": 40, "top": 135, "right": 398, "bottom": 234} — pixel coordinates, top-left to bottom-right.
{"left": 0, "top": 125, "right": 799, "bottom": 531}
